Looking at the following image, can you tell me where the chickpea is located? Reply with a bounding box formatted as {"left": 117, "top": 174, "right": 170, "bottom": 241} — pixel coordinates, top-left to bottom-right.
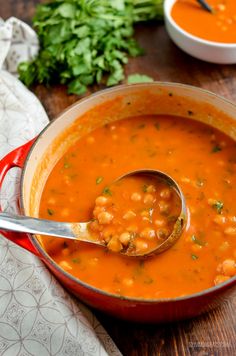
{"left": 127, "top": 225, "right": 138, "bottom": 233}
{"left": 143, "top": 193, "right": 155, "bottom": 205}
{"left": 63, "top": 176, "right": 72, "bottom": 186}
{"left": 160, "top": 188, "right": 172, "bottom": 200}
{"left": 141, "top": 210, "right": 149, "bottom": 218}
{"left": 216, "top": 4, "right": 226, "bottom": 11}
{"left": 214, "top": 275, "right": 230, "bottom": 285}
{"left": 213, "top": 215, "right": 226, "bottom": 225}
{"left": 59, "top": 261, "right": 72, "bottom": 271}
{"left": 208, "top": 198, "right": 218, "bottom": 206}
{"left": 89, "top": 220, "right": 103, "bottom": 232}
{"left": 47, "top": 197, "right": 56, "bottom": 205}
{"left": 158, "top": 200, "right": 170, "bottom": 214}
{"left": 119, "top": 232, "right": 131, "bottom": 246}
{"left": 62, "top": 248, "right": 70, "bottom": 257}
{"left": 107, "top": 236, "right": 123, "bottom": 252}
{"left": 221, "top": 259, "right": 236, "bottom": 277}
{"left": 123, "top": 210, "right": 136, "bottom": 220}
{"left": 95, "top": 196, "right": 109, "bottom": 206}
{"left": 181, "top": 177, "right": 190, "bottom": 183}
{"left": 219, "top": 241, "right": 230, "bottom": 251}
{"left": 224, "top": 227, "right": 236, "bottom": 235}
{"left": 97, "top": 211, "right": 113, "bottom": 224}
{"left": 156, "top": 228, "right": 169, "bottom": 240}
{"left": 134, "top": 239, "right": 148, "bottom": 252}
{"left": 93, "top": 206, "right": 105, "bottom": 218}
{"left": 122, "top": 278, "right": 134, "bottom": 287}
{"left": 154, "top": 219, "right": 166, "bottom": 227}
{"left": 146, "top": 185, "right": 156, "bottom": 193}
{"left": 131, "top": 192, "right": 142, "bottom": 202}
{"left": 102, "top": 226, "right": 115, "bottom": 239}
{"left": 140, "top": 228, "right": 156, "bottom": 239}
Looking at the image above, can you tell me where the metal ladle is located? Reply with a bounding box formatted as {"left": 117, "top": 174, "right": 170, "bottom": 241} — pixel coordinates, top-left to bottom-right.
{"left": 197, "top": 0, "right": 213, "bottom": 13}
{"left": 0, "top": 169, "right": 187, "bottom": 257}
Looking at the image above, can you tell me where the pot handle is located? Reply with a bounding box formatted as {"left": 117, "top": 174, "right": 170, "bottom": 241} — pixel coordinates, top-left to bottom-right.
{"left": 0, "top": 138, "right": 40, "bottom": 256}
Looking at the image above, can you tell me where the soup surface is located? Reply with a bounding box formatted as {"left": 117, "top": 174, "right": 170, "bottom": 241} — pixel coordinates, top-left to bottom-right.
{"left": 171, "top": 0, "right": 236, "bottom": 43}
{"left": 39, "top": 115, "right": 236, "bottom": 299}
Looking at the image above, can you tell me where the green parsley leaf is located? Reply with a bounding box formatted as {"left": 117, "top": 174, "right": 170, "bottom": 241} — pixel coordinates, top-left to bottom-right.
{"left": 103, "top": 187, "right": 112, "bottom": 196}
{"left": 47, "top": 208, "right": 54, "bottom": 216}
{"left": 96, "top": 176, "right": 104, "bottom": 185}
{"left": 212, "top": 144, "right": 222, "bottom": 153}
{"left": 127, "top": 74, "right": 154, "bottom": 84}
{"left": 191, "top": 235, "right": 206, "bottom": 246}
{"left": 142, "top": 184, "right": 148, "bottom": 192}
{"left": 212, "top": 200, "right": 224, "bottom": 214}
{"left": 191, "top": 254, "right": 198, "bottom": 260}
{"left": 18, "top": 0, "right": 164, "bottom": 94}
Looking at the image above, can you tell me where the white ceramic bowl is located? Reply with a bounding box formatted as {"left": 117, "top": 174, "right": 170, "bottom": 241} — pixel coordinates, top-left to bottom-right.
{"left": 164, "top": 0, "right": 236, "bottom": 64}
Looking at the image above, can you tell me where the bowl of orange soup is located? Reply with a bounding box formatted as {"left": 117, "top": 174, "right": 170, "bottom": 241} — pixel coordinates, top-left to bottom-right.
{"left": 164, "top": 0, "right": 236, "bottom": 64}
{"left": 0, "top": 82, "right": 236, "bottom": 322}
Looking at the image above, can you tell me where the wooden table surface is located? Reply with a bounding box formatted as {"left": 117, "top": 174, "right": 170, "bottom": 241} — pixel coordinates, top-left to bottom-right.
{"left": 2, "top": 1, "right": 236, "bottom": 355}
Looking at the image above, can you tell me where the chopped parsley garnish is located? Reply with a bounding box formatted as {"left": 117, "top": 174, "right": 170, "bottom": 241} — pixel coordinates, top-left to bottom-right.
{"left": 212, "top": 144, "right": 222, "bottom": 153}
{"left": 96, "top": 176, "right": 104, "bottom": 185}
{"left": 72, "top": 258, "right": 81, "bottom": 264}
{"left": 47, "top": 208, "right": 54, "bottom": 216}
{"left": 196, "top": 178, "right": 205, "bottom": 187}
{"left": 191, "top": 235, "right": 205, "bottom": 246}
{"left": 103, "top": 187, "right": 112, "bottom": 196}
{"left": 191, "top": 254, "right": 198, "bottom": 260}
{"left": 212, "top": 200, "right": 224, "bottom": 214}
{"left": 142, "top": 184, "right": 148, "bottom": 192}
{"left": 64, "top": 162, "right": 70, "bottom": 169}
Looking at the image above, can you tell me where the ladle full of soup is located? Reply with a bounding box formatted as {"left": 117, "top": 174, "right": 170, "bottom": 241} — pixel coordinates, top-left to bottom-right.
{"left": 0, "top": 169, "right": 186, "bottom": 257}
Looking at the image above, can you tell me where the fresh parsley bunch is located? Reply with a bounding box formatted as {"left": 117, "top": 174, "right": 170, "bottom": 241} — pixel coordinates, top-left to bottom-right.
{"left": 19, "top": 0, "right": 163, "bottom": 95}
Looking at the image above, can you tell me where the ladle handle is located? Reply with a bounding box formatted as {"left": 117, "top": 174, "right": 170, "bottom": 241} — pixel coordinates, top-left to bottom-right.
{"left": 0, "top": 139, "right": 39, "bottom": 255}
{"left": 197, "top": 0, "right": 213, "bottom": 12}
{"left": 0, "top": 212, "right": 77, "bottom": 239}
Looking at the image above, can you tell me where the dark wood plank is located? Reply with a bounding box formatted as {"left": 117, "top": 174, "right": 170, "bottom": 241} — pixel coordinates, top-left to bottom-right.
{"left": 2, "top": 1, "right": 236, "bottom": 355}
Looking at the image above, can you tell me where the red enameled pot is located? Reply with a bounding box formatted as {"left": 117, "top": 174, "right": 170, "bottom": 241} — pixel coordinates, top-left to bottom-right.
{"left": 0, "top": 83, "right": 236, "bottom": 323}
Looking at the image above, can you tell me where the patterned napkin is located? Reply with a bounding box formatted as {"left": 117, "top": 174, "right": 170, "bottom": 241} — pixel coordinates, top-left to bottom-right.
{"left": 0, "top": 17, "right": 121, "bottom": 356}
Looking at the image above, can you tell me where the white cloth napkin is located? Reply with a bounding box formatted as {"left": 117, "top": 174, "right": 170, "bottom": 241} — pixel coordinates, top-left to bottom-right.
{"left": 0, "top": 17, "right": 121, "bottom": 356}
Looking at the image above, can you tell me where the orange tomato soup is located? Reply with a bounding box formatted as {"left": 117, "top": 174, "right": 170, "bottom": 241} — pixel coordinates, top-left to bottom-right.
{"left": 171, "top": 0, "right": 236, "bottom": 43}
{"left": 39, "top": 115, "right": 236, "bottom": 299}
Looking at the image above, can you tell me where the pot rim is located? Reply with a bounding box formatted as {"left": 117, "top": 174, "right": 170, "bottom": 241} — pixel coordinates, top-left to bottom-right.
{"left": 20, "top": 81, "right": 236, "bottom": 304}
